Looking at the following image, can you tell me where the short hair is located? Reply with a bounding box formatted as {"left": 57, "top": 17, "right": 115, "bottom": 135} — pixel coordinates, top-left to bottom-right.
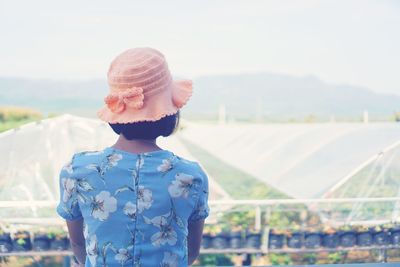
{"left": 108, "top": 111, "right": 180, "bottom": 140}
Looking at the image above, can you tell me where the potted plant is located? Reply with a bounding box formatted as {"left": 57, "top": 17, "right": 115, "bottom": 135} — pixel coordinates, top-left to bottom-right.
{"left": 286, "top": 225, "right": 303, "bottom": 249}
{"left": 0, "top": 229, "right": 12, "bottom": 253}
{"left": 389, "top": 223, "right": 400, "bottom": 246}
{"left": 32, "top": 228, "right": 52, "bottom": 251}
{"left": 201, "top": 225, "right": 213, "bottom": 249}
{"left": 338, "top": 225, "right": 357, "bottom": 247}
{"left": 304, "top": 227, "right": 323, "bottom": 249}
{"left": 48, "top": 228, "right": 69, "bottom": 250}
{"left": 12, "top": 231, "right": 32, "bottom": 251}
{"left": 356, "top": 225, "right": 373, "bottom": 247}
{"left": 322, "top": 226, "right": 339, "bottom": 248}
{"left": 245, "top": 228, "right": 262, "bottom": 249}
{"left": 268, "top": 228, "right": 286, "bottom": 249}
{"left": 229, "top": 226, "right": 243, "bottom": 249}
{"left": 371, "top": 225, "right": 390, "bottom": 246}
{"left": 211, "top": 230, "right": 230, "bottom": 250}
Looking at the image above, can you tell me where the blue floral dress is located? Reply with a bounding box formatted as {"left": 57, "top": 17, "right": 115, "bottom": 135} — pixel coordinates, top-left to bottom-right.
{"left": 56, "top": 146, "right": 210, "bottom": 267}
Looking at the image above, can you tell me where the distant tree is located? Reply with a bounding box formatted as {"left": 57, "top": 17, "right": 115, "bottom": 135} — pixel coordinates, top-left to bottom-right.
{"left": 0, "top": 106, "right": 42, "bottom": 122}
{"left": 0, "top": 106, "right": 42, "bottom": 132}
{"left": 395, "top": 111, "right": 400, "bottom": 122}
{"left": 304, "top": 114, "right": 317, "bottom": 123}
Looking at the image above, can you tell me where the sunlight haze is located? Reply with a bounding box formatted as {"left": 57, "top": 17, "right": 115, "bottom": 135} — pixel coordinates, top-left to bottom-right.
{"left": 0, "top": 0, "right": 399, "bottom": 95}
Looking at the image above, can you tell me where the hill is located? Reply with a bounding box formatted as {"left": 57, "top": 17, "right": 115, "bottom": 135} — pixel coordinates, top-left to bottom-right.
{"left": 0, "top": 73, "right": 398, "bottom": 120}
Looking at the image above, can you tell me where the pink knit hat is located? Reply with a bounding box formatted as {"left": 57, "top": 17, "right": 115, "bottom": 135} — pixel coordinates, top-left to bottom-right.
{"left": 97, "top": 47, "right": 192, "bottom": 123}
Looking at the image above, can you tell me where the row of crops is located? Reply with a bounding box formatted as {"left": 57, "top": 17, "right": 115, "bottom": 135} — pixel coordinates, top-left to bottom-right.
{"left": 1, "top": 224, "right": 400, "bottom": 254}
{"left": 0, "top": 228, "right": 69, "bottom": 253}
{"left": 201, "top": 224, "right": 400, "bottom": 251}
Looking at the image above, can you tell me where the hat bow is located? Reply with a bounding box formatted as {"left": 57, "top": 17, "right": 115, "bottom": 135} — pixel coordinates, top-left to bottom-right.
{"left": 104, "top": 87, "right": 144, "bottom": 114}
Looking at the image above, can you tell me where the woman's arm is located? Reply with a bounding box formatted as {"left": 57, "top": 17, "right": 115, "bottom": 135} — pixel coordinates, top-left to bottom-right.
{"left": 187, "top": 219, "right": 205, "bottom": 265}
{"left": 66, "top": 218, "right": 86, "bottom": 266}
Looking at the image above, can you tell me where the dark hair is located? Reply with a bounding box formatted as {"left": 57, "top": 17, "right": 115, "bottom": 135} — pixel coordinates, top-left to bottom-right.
{"left": 108, "top": 111, "right": 180, "bottom": 140}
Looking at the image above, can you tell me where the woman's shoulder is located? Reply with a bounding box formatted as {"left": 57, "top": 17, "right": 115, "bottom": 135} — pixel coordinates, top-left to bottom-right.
{"left": 60, "top": 149, "right": 106, "bottom": 173}
{"left": 172, "top": 154, "right": 207, "bottom": 179}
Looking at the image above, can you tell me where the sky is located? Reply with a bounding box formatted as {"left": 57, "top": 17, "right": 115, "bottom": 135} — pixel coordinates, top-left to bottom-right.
{"left": 0, "top": 0, "right": 399, "bottom": 95}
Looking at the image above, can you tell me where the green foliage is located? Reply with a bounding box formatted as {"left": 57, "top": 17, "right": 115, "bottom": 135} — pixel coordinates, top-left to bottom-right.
{"left": 302, "top": 253, "right": 317, "bottom": 264}
{"left": 45, "top": 227, "right": 67, "bottom": 239}
{"left": 196, "top": 254, "right": 233, "bottom": 266}
{"left": 222, "top": 211, "right": 256, "bottom": 230}
{"left": 268, "top": 210, "right": 300, "bottom": 229}
{"left": 0, "top": 106, "right": 42, "bottom": 122}
{"left": 269, "top": 253, "right": 292, "bottom": 265}
{"left": 16, "top": 238, "right": 26, "bottom": 245}
{"left": 394, "top": 111, "right": 400, "bottom": 122}
{"left": 0, "top": 106, "right": 43, "bottom": 132}
{"left": 328, "top": 252, "right": 342, "bottom": 264}
{"left": 304, "top": 114, "right": 318, "bottom": 123}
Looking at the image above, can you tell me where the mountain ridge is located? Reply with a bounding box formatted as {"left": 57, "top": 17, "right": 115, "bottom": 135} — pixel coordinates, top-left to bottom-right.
{"left": 0, "top": 73, "right": 398, "bottom": 120}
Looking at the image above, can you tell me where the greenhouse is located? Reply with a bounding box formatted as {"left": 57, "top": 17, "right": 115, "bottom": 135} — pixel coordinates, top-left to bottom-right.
{"left": 0, "top": 114, "right": 400, "bottom": 264}
{"left": 179, "top": 121, "right": 400, "bottom": 199}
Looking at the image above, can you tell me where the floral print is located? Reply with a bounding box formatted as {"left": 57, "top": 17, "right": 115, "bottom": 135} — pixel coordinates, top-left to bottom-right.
{"left": 90, "top": 191, "right": 117, "bottom": 221}
{"left": 86, "top": 234, "right": 98, "bottom": 267}
{"left": 56, "top": 147, "right": 209, "bottom": 266}
{"left": 86, "top": 152, "right": 123, "bottom": 181}
{"left": 123, "top": 201, "right": 137, "bottom": 220}
{"left": 168, "top": 173, "right": 194, "bottom": 198}
{"left": 61, "top": 178, "right": 75, "bottom": 202}
{"left": 161, "top": 251, "right": 179, "bottom": 267}
{"left": 114, "top": 248, "right": 133, "bottom": 265}
{"left": 83, "top": 223, "right": 89, "bottom": 239}
{"left": 157, "top": 159, "right": 173, "bottom": 173}
{"left": 144, "top": 211, "right": 178, "bottom": 247}
{"left": 108, "top": 153, "right": 123, "bottom": 166}
{"left": 137, "top": 186, "right": 153, "bottom": 213}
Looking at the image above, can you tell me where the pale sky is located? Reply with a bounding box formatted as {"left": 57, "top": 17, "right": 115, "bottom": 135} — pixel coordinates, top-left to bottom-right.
{"left": 0, "top": 0, "right": 399, "bottom": 95}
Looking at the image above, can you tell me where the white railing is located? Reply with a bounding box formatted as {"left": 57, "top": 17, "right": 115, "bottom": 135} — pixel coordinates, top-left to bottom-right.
{"left": 1, "top": 197, "right": 400, "bottom": 228}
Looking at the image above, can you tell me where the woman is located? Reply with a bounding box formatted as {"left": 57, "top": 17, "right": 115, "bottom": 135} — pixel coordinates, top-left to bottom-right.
{"left": 56, "top": 47, "right": 210, "bottom": 266}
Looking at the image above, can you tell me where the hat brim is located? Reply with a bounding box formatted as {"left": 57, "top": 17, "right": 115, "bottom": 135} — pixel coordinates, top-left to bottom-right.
{"left": 96, "top": 79, "right": 193, "bottom": 124}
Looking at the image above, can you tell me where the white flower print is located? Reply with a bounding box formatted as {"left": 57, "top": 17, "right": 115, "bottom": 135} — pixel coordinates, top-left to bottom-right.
{"left": 137, "top": 186, "right": 153, "bottom": 213}
{"left": 114, "top": 248, "right": 132, "bottom": 265}
{"left": 86, "top": 163, "right": 102, "bottom": 172}
{"left": 157, "top": 159, "right": 172, "bottom": 173}
{"left": 91, "top": 191, "right": 117, "bottom": 221}
{"left": 61, "top": 178, "right": 76, "bottom": 203}
{"left": 86, "top": 234, "right": 98, "bottom": 267}
{"left": 62, "top": 160, "right": 73, "bottom": 174}
{"left": 114, "top": 185, "right": 135, "bottom": 196}
{"left": 83, "top": 223, "right": 89, "bottom": 239}
{"left": 85, "top": 153, "right": 122, "bottom": 180}
{"left": 144, "top": 212, "right": 177, "bottom": 247}
{"left": 161, "top": 251, "right": 179, "bottom": 267}
{"left": 101, "top": 242, "right": 112, "bottom": 266}
{"left": 130, "top": 155, "right": 144, "bottom": 183}
{"left": 143, "top": 211, "right": 169, "bottom": 227}
{"left": 168, "top": 173, "right": 194, "bottom": 198}
{"left": 108, "top": 153, "right": 123, "bottom": 167}
{"left": 76, "top": 179, "right": 93, "bottom": 192}
{"left": 123, "top": 201, "right": 137, "bottom": 220}
{"left": 151, "top": 225, "right": 177, "bottom": 247}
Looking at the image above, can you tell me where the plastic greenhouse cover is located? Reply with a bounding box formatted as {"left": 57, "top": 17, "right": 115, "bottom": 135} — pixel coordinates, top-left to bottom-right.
{"left": 0, "top": 114, "right": 229, "bottom": 220}
{"left": 179, "top": 122, "right": 400, "bottom": 198}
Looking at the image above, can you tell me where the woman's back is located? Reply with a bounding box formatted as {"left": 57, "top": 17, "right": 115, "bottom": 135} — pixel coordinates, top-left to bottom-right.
{"left": 57, "top": 146, "right": 209, "bottom": 266}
